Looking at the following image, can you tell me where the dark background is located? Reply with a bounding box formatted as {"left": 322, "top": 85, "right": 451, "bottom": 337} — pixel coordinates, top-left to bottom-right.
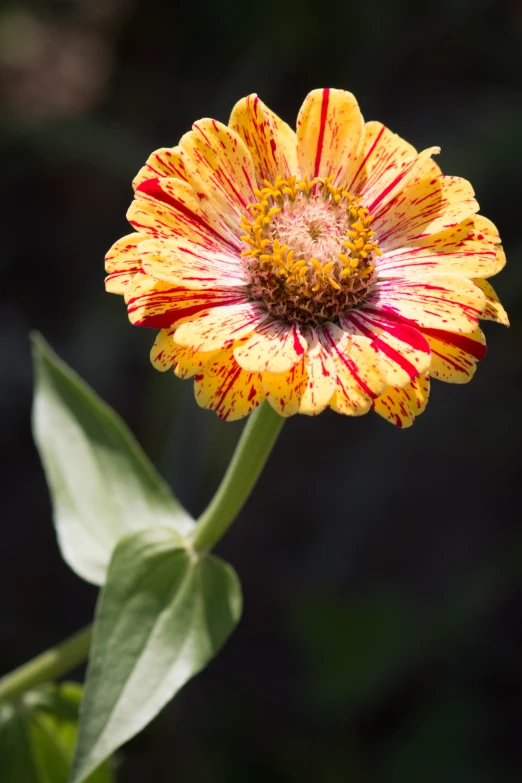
{"left": 1, "top": 0, "right": 522, "bottom": 780}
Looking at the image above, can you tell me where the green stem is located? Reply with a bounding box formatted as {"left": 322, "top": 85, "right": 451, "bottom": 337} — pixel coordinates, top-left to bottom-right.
{"left": 0, "top": 625, "right": 92, "bottom": 704}
{"left": 191, "top": 401, "right": 284, "bottom": 552}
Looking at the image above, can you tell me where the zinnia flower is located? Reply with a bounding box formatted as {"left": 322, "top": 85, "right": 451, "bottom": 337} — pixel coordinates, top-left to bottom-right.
{"left": 105, "top": 89, "right": 508, "bottom": 425}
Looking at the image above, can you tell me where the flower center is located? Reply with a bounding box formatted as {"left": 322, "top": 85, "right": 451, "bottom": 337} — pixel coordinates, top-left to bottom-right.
{"left": 240, "top": 175, "right": 381, "bottom": 325}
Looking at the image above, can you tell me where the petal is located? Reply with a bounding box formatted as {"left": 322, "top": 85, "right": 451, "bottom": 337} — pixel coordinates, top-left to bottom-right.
{"left": 179, "top": 119, "right": 257, "bottom": 226}
{"left": 174, "top": 345, "right": 222, "bottom": 379}
{"left": 128, "top": 176, "right": 240, "bottom": 251}
{"left": 234, "top": 321, "right": 306, "bottom": 374}
{"left": 419, "top": 156, "right": 443, "bottom": 178}
{"left": 419, "top": 327, "right": 486, "bottom": 383}
{"left": 132, "top": 146, "right": 188, "bottom": 190}
{"left": 370, "top": 147, "right": 441, "bottom": 214}
{"left": 343, "top": 310, "right": 431, "bottom": 386}
{"left": 473, "top": 278, "right": 510, "bottom": 325}
{"left": 229, "top": 94, "right": 298, "bottom": 186}
{"left": 320, "top": 323, "right": 386, "bottom": 416}
{"left": 173, "top": 300, "right": 268, "bottom": 353}
{"left": 263, "top": 360, "right": 307, "bottom": 417}
{"left": 373, "top": 373, "right": 430, "bottom": 428}
{"left": 105, "top": 232, "right": 146, "bottom": 294}
{"left": 348, "top": 121, "right": 414, "bottom": 196}
{"left": 347, "top": 120, "right": 440, "bottom": 214}
{"left": 150, "top": 328, "right": 221, "bottom": 376}
{"left": 150, "top": 328, "right": 176, "bottom": 371}
{"left": 367, "top": 274, "right": 486, "bottom": 333}
{"left": 472, "top": 215, "right": 506, "bottom": 273}
{"left": 376, "top": 216, "right": 498, "bottom": 280}
{"left": 298, "top": 326, "right": 336, "bottom": 415}
{"left": 125, "top": 272, "right": 247, "bottom": 328}
{"left": 138, "top": 237, "right": 246, "bottom": 290}
{"left": 194, "top": 349, "right": 265, "bottom": 421}
{"left": 296, "top": 88, "right": 364, "bottom": 183}
{"left": 374, "top": 176, "right": 479, "bottom": 252}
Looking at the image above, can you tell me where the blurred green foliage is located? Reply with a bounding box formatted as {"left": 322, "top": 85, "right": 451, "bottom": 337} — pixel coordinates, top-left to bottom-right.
{"left": 0, "top": 682, "right": 113, "bottom": 782}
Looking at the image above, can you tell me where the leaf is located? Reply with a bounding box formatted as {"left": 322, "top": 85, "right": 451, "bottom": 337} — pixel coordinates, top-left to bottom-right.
{"left": 31, "top": 333, "right": 194, "bottom": 586}
{"left": 71, "top": 527, "right": 242, "bottom": 783}
{"left": 0, "top": 683, "right": 114, "bottom": 783}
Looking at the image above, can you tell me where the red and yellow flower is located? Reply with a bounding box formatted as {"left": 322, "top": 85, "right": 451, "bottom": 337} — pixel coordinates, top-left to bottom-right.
{"left": 105, "top": 89, "right": 508, "bottom": 426}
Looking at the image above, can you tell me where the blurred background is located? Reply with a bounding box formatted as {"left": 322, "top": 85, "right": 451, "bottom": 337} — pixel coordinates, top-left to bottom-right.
{"left": 1, "top": 0, "right": 522, "bottom": 780}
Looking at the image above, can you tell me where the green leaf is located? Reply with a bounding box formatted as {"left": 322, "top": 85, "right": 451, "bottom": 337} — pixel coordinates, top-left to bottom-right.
{"left": 71, "top": 527, "right": 242, "bottom": 783}
{"left": 0, "top": 683, "right": 114, "bottom": 783}
{"left": 31, "top": 333, "right": 194, "bottom": 586}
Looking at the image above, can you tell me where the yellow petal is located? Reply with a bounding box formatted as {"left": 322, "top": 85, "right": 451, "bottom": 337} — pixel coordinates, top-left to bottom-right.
{"left": 229, "top": 94, "right": 298, "bottom": 186}
{"left": 263, "top": 360, "right": 307, "bottom": 417}
{"left": 419, "top": 327, "right": 486, "bottom": 383}
{"left": 194, "top": 349, "right": 265, "bottom": 421}
{"left": 128, "top": 176, "right": 240, "bottom": 251}
{"left": 298, "top": 326, "right": 336, "bottom": 415}
{"left": 234, "top": 321, "right": 306, "bottom": 374}
{"left": 105, "top": 232, "right": 147, "bottom": 294}
{"left": 373, "top": 373, "right": 430, "bottom": 428}
{"left": 125, "top": 272, "right": 247, "bottom": 328}
{"left": 348, "top": 120, "right": 440, "bottom": 214}
{"left": 150, "top": 329, "right": 220, "bottom": 376}
{"left": 150, "top": 328, "right": 176, "bottom": 371}
{"left": 368, "top": 274, "right": 486, "bottom": 334}
{"left": 349, "top": 121, "right": 415, "bottom": 195}
{"left": 473, "top": 278, "right": 509, "bottom": 326}
{"left": 472, "top": 215, "right": 506, "bottom": 273}
{"left": 376, "top": 216, "right": 498, "bottom": 280}
{"left": 132, "top": 146, "right": 188, "bottom": 190}
{"left": 375, "top": 175, "right": 478, "bottom": 252}
{"left": 173, "top": 301, "right": 268, "bottom": 353}
{"left": 179, "top": 119, "right": 257, "bottom": 229}
{"left": 139, "top": 237, "right": 246, "bottom": 290}
{"left": 296, "top": 88, "right": 364, "bottom": 184}
{"left": 344, "top": 310, "right": 431, "bottom": 386}
{"left": 419, "top": 156, "right": 443, "bottom": 178}
{"left": 321, "top": 324, "right": 386, "bottom": 416}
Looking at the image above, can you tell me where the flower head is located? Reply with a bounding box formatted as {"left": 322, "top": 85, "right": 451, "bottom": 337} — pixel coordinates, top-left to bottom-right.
{"left": 106, "top": 89, "right": 508, "bottom": 425}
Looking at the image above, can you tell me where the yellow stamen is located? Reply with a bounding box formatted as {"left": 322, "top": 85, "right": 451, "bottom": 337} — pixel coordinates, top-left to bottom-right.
{"left": 239, "top": 172, "right": 381, "bottom": 323}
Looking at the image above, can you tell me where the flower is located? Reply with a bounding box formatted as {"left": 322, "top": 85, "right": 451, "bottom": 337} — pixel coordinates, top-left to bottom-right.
{"left": 105, "top": 89, "right": 508, "bottom": 425}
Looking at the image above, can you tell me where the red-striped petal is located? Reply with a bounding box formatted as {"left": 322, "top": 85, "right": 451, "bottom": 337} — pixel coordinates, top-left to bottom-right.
{"left": 366, "top": 274, "right": 486, "bottom": 333}
{"left": 125, "top": 272, "right": 247, "bottom": 328}
{"left": 376, "top": 216, "right": 498, "bottom": 280}
{"left": 105, "top": 232, "right": 146, "bottom": 295}
{"left": 229, "top": 94, "right": 298, "bottom": 186}
{"left": 179, "top": 119, "right": 257, "bottom": 228}
{"left": 374, "top": 176, "right": 478, "bottom": 252}
{"left": 343, "top": 310, "right": 431, "bottom": 386}
{"left": 373, "top": 373, "right": 430, "bottom": 428}
{"left": 139, "top": 237, "right": 246, "bottom": 290}
{"left": 129, "top": 176, "right": 240, "bottom": 252}
{"left": 296, "top": 88, "right": 364, "bottom": 184}
{"left": 419, "top": 327, "right": 486, "bottom": 383}
{"left": 173, "top": 301, "right": 268, "bottom": 353}
{"left": 320, "top": 323, "right": 386, "bottom": 416}
{"left": 194, "top": 349, "right": 264, "bottom": 421}
{"left": 234, "top": 321, "right": 306, "bottom": 374}
{"left": 132, "top": 147, "right": 189, "bottom": 190}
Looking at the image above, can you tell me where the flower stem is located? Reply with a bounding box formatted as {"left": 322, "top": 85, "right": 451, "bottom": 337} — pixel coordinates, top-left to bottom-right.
{"left": 191, "top": 401, "right": 284, "bottom": 553}
{"left": 0, "top": 625, "right": 92, "bottom": 704}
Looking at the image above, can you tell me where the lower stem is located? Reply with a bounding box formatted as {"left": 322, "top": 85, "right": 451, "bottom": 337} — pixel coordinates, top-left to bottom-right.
{"left": 0, "top": 625, "right": 92, "bottom": 703}
{"left": 191, "top": 401, "right": 285, "bottom": 552}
